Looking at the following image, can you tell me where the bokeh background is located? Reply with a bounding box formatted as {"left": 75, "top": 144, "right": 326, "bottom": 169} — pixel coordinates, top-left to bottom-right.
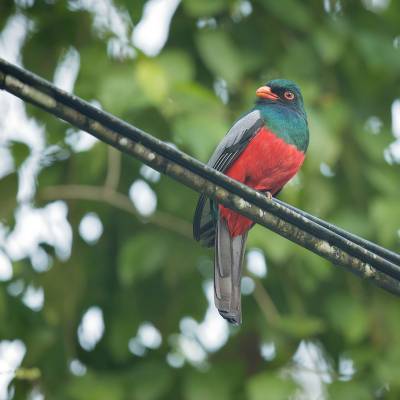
{"left": 0, "top": 0, "right": 400, "bottom": 399}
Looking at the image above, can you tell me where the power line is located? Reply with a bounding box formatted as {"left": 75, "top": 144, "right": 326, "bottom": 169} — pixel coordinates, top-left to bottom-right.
{"left": 276, "top": 199, "right": 400, "bottom": 265}
{"left": 1, "top": 57, "right": 399, "bottom": 296}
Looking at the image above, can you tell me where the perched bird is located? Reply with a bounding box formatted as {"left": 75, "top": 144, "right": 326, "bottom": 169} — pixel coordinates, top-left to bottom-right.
{"left": 193, "top": 79, "right": 309, "bottom": 325}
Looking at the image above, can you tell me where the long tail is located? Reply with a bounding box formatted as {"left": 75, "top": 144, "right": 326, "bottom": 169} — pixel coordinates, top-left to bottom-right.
{"left": 214, "top": 215, "right": 247, "bottom": 325}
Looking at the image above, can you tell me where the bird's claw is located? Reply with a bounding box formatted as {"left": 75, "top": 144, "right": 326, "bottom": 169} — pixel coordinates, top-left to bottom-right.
{"left": 265, "top": 191, "right": 272, "bottom": 200}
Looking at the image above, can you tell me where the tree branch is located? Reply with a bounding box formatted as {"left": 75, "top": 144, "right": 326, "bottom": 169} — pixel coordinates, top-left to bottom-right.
{"left": 39, "top": 184, "right": 193, "bottom": 239}
{"left": 104, "top": 147, "right": 121, "bottom": 190}
{"left": 252, "top": 279, "right": 281, "bottom": 326}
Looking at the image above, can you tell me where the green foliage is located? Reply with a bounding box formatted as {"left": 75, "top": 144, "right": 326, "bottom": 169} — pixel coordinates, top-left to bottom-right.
{"left": 246, "top": 371, "right": 297, "bottom": 400}
{"left": 1, "top": 0, "right": 400, "bottom": 399}
{"left": 328, "top": 380, "right": 372, "bottom": 400}
{"left": 0, "top": 172, "right": 18, "bottom": 226}
{"left": 9, "top": 141, "right": 30, "bottom": 169}
{"left": 196, "top": 30, "right": 245, "bottom": 86}
{"left": 118, "top": 233, "right": 169, "bottom": 285}
{"left": 182, "top": 0, "right": 229, "bottom": 17}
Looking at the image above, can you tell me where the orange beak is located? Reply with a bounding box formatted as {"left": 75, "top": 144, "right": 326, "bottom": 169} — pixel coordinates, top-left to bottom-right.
{"left": 256, "top": 86, "right": 279, "bottom": 100}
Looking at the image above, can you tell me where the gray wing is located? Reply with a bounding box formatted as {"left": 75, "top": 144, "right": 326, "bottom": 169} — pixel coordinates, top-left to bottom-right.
{"left": 207, "top": 109, "right": 263, "bottom": 168}
{"left": 193, "top": 109, "right": 263, "bottom": 246}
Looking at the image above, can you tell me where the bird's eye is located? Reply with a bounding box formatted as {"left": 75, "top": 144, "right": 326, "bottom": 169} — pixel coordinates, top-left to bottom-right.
{"left": 284, "top": 91, "right": 295, "bottom": 101}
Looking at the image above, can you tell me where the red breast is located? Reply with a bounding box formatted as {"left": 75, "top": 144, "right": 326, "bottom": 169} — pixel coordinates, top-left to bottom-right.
{"left": 219, "top": 127, "right": 305, "bottom": 236}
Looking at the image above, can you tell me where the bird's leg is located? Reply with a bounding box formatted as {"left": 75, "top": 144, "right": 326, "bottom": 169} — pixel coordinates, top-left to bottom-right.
{"left": 258, "top": 189, "right": 273, "bottom": 200}
{"left": 264, "top": 187, "right": 282, "bottom": 199}
{"left": 256, "top": 188, "right": 274, "bottom": 199}
{"left": 265, "top": 191, "right": 273, "bottom": 200}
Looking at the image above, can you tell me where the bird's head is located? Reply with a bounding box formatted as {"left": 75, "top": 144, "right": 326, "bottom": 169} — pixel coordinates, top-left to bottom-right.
{"left": 255, "top": 79, "right": 306, "bottom": 116}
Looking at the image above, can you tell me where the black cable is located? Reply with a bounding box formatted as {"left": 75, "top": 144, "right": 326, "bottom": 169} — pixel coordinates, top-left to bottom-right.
{"left": 275, "top": 199, "right": 400, "bottom": 266}
{"left": 0, "top": 58, "right": 399, "bottom": 279}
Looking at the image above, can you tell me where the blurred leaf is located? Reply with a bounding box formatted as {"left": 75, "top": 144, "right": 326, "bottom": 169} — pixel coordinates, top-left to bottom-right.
{"left": 246, "top": 371, "right": 297, "bottom": 400}
{"left": 307, "top": 109, "right": 341, "bottom": 168}
{"left": 67, "top": 372, "right": 125, "bottom": 400}
{"left": 128, "top": 361, "right": 173, "bottom": 400}
{"left": 366, "top": 166, "right": 400, "bottom": 196}
{"left": 259, "top": 0, "right": 311, "bottom": 31}
{"left": 168, "top": 82, "right": 225, "bottom": 117}
{"left": 118, "top": 232, "right": 169, "bottom": 285}
{"left": 196, "top": 30, "right": 244, "bottom": 87}
{"left": 182, "top": 0, "right": 228, "bottom": 17}
{"left": 331, "top": 210, "right": 372, "bottom": 239}
{"left": 158, "top": 49, "right": 195, "bottom": 84}
{"left": 183, "top": 366, "right": 238, "bottom": 400}
{"left": 248, "top": 225, "right": 292, "bottom": 263}
{"left": 14, "top": 367, "right": 41, "bottom": 381}
{"left": 278, "top": 315, "right": 325, "bottom": 337}
{"left": 314, "top": 28, "right": 345, "bottom": 64}
{"left": 173, "top": 112, "right": 228, "bottom": 161}
{"left": 370, "top": 198, "right": 400, "bottom": 248}
{"left": 374, "top": 345, "right": 400, "bottom": 387}
{"left": 0, "top": 289, "right": 5, "bottom": 320}
{"left": 356, "top": 31, "right": 400, "bottom": 72}
{"left": 135, "top": 58, "right": 169, "bottom": 105}
{"left": 328, "top": 381, "right": 372, "bottom": 400}
{"left": 0, "top": 172, "right": 18, "bottom": 225}
{"left": 325, "top": 294, "right": 369, "bottom": 343}
{"left": 98, "top": 65, "right": 149, "bottom": 114}
{"left": 118, "top": 0, "right": 147, "bottom": 23}
{"left": 304, "top": 177, "right": 336, "bottom": 216}
{"left": 71, "top": 142, "right": 107, "bottom": 183}
{"left": 9, "top": 141, "right": 30, "bottom": 169}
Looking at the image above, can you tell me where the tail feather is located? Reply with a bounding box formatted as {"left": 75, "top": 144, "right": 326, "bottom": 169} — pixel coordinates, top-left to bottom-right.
{"left": 214, "top": 216, "right": 247, "bottom": 325}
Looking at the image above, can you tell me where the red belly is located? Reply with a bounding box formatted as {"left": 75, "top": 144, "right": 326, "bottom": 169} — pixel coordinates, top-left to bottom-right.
{"left": 219, "top": 127, "right": 305, "bottom": 236}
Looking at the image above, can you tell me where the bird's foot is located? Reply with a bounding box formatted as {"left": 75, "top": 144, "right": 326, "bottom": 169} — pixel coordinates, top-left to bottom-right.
{"left": 265, "top": 191, "right": 273, "bottom": 200}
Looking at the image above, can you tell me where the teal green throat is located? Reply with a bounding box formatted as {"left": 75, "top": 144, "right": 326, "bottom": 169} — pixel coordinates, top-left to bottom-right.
{"left": 254, "top": 79, "right": 309, "bottom": 152}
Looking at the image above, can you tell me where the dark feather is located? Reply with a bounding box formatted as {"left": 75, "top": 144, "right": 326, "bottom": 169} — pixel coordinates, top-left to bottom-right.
{"left": 193, "top": 110, "right": 263, "bottom": 246}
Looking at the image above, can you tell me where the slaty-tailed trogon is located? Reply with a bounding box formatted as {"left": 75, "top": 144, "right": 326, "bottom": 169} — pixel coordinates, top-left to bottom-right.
{"left": 193, "top": 79, "right": 309, "bottom": 325}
